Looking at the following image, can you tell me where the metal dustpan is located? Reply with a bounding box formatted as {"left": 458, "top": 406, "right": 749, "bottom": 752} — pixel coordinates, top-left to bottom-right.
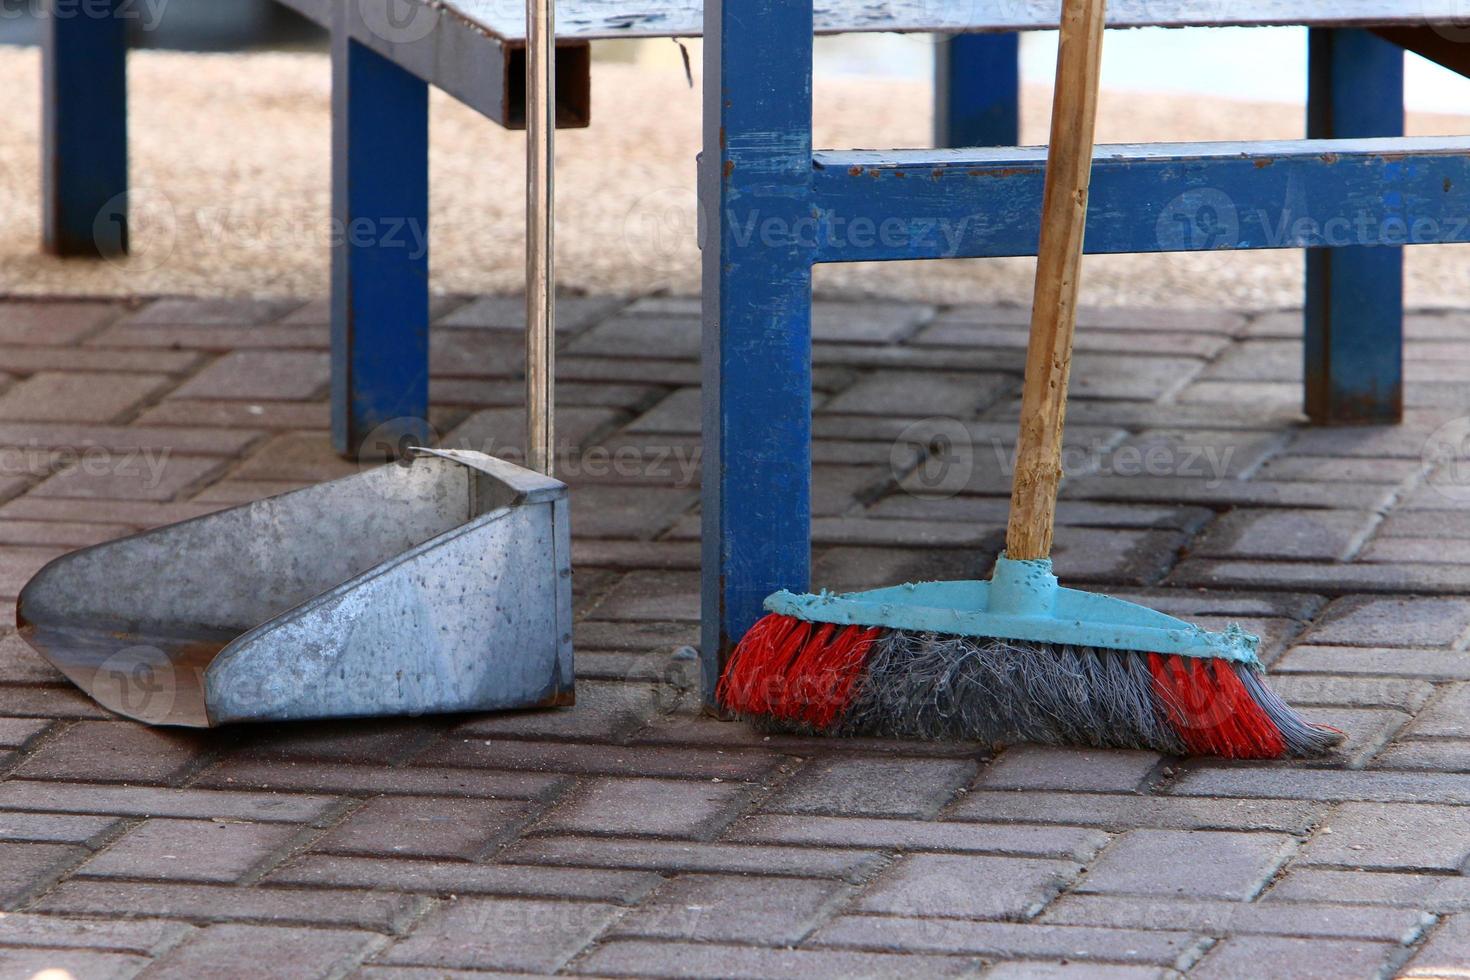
{"left": 17, "top": 449, "right": 573, "bottom": 727}
{"left": 18, "top": 0, "right": 572, "bottom": 729}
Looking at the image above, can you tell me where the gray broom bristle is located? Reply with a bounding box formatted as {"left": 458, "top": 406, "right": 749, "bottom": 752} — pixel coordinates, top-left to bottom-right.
{"left": 828, "top": 630, "right": 1342, "bottom": 758}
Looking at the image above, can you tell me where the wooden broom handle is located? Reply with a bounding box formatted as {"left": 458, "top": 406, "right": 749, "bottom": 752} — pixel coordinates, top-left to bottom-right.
{"left": 1005, "top": 0, "right": 1108, "bottom": 561}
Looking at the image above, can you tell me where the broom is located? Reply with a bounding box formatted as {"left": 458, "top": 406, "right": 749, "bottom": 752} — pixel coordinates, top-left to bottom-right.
{"left": 715, "top": 0, "right": 1341, "bottom": 759}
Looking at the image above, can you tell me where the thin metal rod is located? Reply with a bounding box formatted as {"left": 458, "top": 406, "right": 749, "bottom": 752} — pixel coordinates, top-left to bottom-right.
{"left": 526, "top": 0, "right": 555, "bottom": 475}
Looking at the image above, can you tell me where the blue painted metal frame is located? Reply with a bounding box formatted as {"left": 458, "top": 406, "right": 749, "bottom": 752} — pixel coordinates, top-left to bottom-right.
{"left": 935, "top": 33, "right": 1020, "bottom": 148}
{"left": 42, "top": 0, "right": 128, "bottom": 257}
{"left": 1305, "top": 29, "right": 1405, "bottom": 424}
{"left": 700, "top": 2, "right": 1459, "bottom": 701}
{"left": 331, "top": 30, "right": 431, "bottom": 457}
{"left": 699, "top": 0, "right": 816, "bottom": 703}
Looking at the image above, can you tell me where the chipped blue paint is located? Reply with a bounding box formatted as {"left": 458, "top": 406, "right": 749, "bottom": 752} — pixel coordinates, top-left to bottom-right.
{"left": 699, "top": 0, "right": 817, "bottom": 703}
{"left": 1305, "top": 29, "right": 1405, "bottom": 424}
{"left": 331, "top": 30, "right": 431, "bottom": 457}
{"left": 766, "top": 557, "right": 1262, "bottom": 666}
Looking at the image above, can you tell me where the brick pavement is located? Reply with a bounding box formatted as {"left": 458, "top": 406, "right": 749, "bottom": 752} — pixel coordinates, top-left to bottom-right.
{"left": 0, "top": 295, "right": 1467, "bottom": 977}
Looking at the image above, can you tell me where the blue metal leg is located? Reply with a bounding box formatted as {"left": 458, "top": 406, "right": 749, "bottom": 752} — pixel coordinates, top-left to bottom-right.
{"left": 700, "top": 0, "right": 816, "bottom": 704}
{"left": 43, "top": 0, "right": 128, "bottom": 257}
{"left": 1305, "top": 29, "right": 1405, "bottom": 424}
{"left": 331, "top": 34, "right": 431, "bottom": 457}
{"left": 935, "top": 33, "right": 1020, "bottom": 148}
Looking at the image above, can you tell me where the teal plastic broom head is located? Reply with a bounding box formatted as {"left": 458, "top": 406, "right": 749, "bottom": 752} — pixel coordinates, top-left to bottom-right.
{"left": 764, "top": 555, "right": 1261, "bottom": 668}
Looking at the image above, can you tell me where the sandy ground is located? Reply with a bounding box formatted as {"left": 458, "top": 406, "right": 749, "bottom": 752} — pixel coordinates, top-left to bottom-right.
{"left": 2, "top": 43, "right": 1468, "bottom": 308}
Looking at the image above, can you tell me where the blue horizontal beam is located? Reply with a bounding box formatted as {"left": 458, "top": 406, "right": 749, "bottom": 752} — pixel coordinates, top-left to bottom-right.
{"left": 805, "top": 136, "right": 1470, "bottom": 263}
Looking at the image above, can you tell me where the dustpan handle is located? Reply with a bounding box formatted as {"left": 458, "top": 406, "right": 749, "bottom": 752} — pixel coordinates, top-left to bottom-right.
{"left": 526, "top": 0, "right": 556, "bottom": 475}
{"left": 1005, "top": 0, "right": 1106, "bottom": 561}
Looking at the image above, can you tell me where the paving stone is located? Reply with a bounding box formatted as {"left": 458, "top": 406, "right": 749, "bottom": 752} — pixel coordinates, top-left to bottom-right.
{"left": 1062, "top": 476, "right": 1394, "bottom": 511}
{"left": 499, "top": 836, "right": 881, "bottom": 880}
{"left": 610, "top": 873, "right": 849, "bottom": 944}
{"left": 1192, "top": 509, "right": 1377, "bottom": 562}
{"left": 540, "top": 777, "right": 751, "bottom": 840}
{"left": 728, "top": 814, "right": 1108, "bottom": 861}
{"left": 173, "top": 351, "right": 329, "bottom": 401}
{"left": 914, "top": 320, "right": 1226, "bottom": 358}
{"left": 1408, "top": 683, "right": 1470, "bottom": 737}
{"left": 438, "top": 294, "right": 625, "bottom": 332}
{"left": 136, "top": 399, "right": 329, "bottom": 430}
{"left": 312, "top": 797, "right": 535, "bottom": 861}
{"left": 377, "top": 897, "right": 619, "bottom": 972}
{"left": 238, "top": 717, "right": 441, "bottom": 766}
{"left": 575, "top": 939, "right": 980, "bottom": 978}
{"left": 122, "top": 298, "right": 302, "bottom": 327}
{"left": 31, "top": 453, "right": 225, "bottom": 501}
{"left": 768, "top": 756, "right": 976, "bottom": 819}
{"left": 0, "top": 912, "right": 188, "bottom": 953}
{"left": 566, "top": 315, "right": 699, "bottom": 360}
{"left": 0, "top": 371, "right": 171, "bottom": 423}
{"left": 870, "top": 494, "right": 1212, "bottom": 532}
{"left": 553, "top": 483, "right": 697, "bottom": 538}
{"left": 0, "top": 811, "right": 120, "bottom": 845}
{"left": 268, "top": 855, "right": 659, "bottom": 903}
{"left": 857, "top": 853, "right": 1080, "bottom": 919}
{"left": 1309, "top": 595, "right": 1470, "bottom": 648}
{"left": 1274, "top": 645, "right": 1470, "bottom": 680}
{"left": 443, "top": 405, "right": 626, "bottom": 457}
{"left": 0, "top": 716, "right": 50, "bottom": 749}
{"left": 0, "top": 517, "right": 130, "bottom": 547}
{"left": 1402, "top": 913, "right": 1470, "bottom": 977}
{"left": 1301, "top": 802, "right": 1470, "bottom": 871}
{"left": 822, "top": 371, "right": 1014, "bottom": 417}
{"left": 0, "top": 780, "right": 337, "bottom": 822}
{"left": 1359, "top": 537, "right": 1470, "bottom": 563}
{"left": 194, "top": 760, "right": 562, "bottom": 800}
{"left": 584, "top": 570, "right": 700, "bottom": 623}
{"left": 0, "top": 633, "right": 63, "bottom": 683}
{"left": 1170, "top": 767, "right": 1470, "bottom": 804}
{"left": 948, "top": 791, "right": 1323, "bottom": 833}
{"left": 976, "top": 746, "right": 1161, "bottom": 794}
{"left": 1076, "top": 830, "right": 1296, "bottom": 900}
{"left": 13, "top": 720, "right": 213, "bottom": 784}
{"left": 90, "top": 323, "right": 328, "bottom": 351}
{"left": 1379, "top": 511, "right": 1470, "bottom": 538}
{"left": 0, "top": 496, "right": 225, "bottom": 528}
{"left": 1298, "top": 707, "right": 1409, "bottom": 768}
{"left": 1269, "top": 675, "right": 1435, "bottom": 713}
{"left": 1107, "top": 429, "right": 1285, "bottom": 480}
{"left": 33, "top": 880, "right": 426, "bottom": 931}
{"left": 985, "top": 962, "right": 1170, "bottom": 979}
{"left": 148, "top": 924, "right": 379, "bottom": 977}
{"left": 0, "top": 300, "right": 121, "bottom": 343}
{"left": 0, "top": 949, "right": 148, "bottom": 979}
{"left": 1189, "top": 935, "right": 1395, "bottom": 979}
{"left": 453, "top": 681, "right": 664, "bottom": 742}
{"left": 0, "top": 683, "right": 116, "bottom": 719}
{"left": 1042, "top": 894, "right": 1428, "bottom": 943}
{"left": 1254, "top": 455, "right": 1421, "bottom": 484}
{"left": 813, "top": 301, "right": 934, "bottom": 343}
{"left": 78, "top": 817, "right": 297, "bottom": 883}
{"left": 810, "top": 916, "right": 1206, "bottom": 967}
{"left": 0, "top": 841, "right": 85, "bottom": 906}
{"left": 425, "top": 736, "right": 776, "bottom": 782}
{"left": 1372, "top": 740, "right": 1470, "bottom": 772}
{"left": 1170, "top": 560, "right": 1470, "bottom": 595}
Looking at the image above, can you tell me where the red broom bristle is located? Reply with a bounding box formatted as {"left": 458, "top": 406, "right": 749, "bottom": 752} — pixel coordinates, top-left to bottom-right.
{"left": 718, "top": 614, "right": 880, "bottom": 731}
{"left": 1147, "top": 653, "right": 1286, "bottom": 759}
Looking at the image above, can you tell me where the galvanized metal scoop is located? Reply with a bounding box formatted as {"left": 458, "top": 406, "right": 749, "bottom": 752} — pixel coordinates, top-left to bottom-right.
{"left": 18, "top": 0, "right": 568, "bottom": 727}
